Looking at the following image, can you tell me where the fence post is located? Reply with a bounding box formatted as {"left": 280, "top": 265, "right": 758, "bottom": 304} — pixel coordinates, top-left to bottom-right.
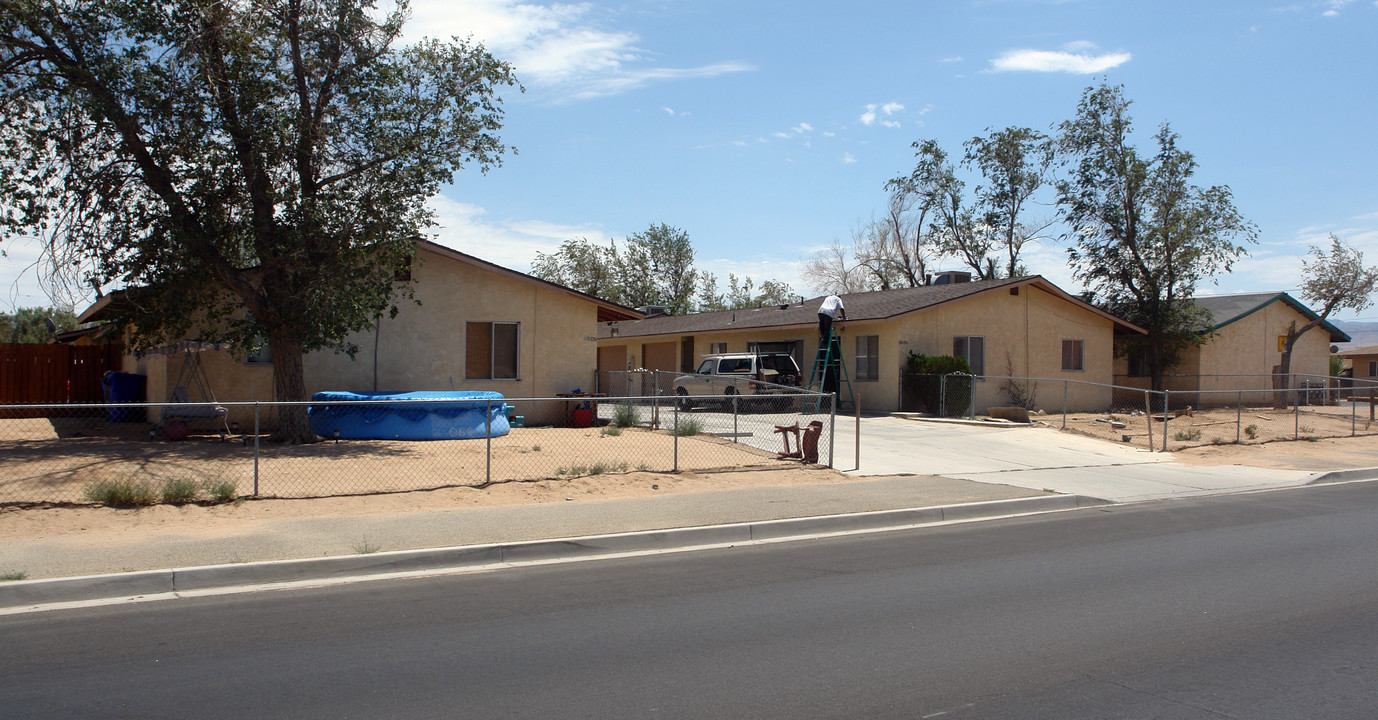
{"left": 855, "top": 392, "right": 861, "bottom": 471}
{"left": 1294, "top": 387, "right": 1299, "bottom": 440}
{"left": 485, "top": 399, "right": 492, "bottom": 486}
{"left": 732, "top": 393, "right": 738, "bottom": 443}
{"left": 1062, "top": 380, "right": 1068, "bottom": 430}
{"left": 1353, "top": 390, "right": 1357, "bottom": 437}
{"left": 1162, "top": 390, "right": 1170, "bottom": 452}
{"left": 940, "top": 374, "right": 947, "bottom": 418}
{"left": 673, "top": 399, "right": 679, "bottom": 473}
{"left": 829, "top": 392, "right": 836, "bottom": 468}
{"left": 1144, "top": 391, "right": 1153, "bottom": 450}
{"left": 1237, "top": 391, "right": 1242, "bottom": 444}
{"left": 253, "top": 402, "right": 260, "bottom": 496}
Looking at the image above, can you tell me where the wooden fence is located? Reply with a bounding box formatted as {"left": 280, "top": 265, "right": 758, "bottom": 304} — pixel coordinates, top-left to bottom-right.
{"left": 0, "top": 343, "right": 123, "bottom": 417}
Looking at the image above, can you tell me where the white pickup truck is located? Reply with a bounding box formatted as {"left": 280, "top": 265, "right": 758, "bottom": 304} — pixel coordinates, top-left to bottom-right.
{"left": 672, "top": 352, "right": 803, "bottom": 410}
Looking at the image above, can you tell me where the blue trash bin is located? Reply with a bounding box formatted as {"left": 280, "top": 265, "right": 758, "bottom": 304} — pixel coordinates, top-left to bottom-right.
{"left": 102, "top": 371, "right": 147, "bottom": 423}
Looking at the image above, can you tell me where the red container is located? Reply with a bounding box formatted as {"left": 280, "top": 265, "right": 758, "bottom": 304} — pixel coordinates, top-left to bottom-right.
{"left": 572, "top": 408, "right": 593, "bottom": 428}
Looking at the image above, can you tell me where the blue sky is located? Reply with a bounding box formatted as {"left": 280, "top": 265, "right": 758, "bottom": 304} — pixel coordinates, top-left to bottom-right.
{"left": 3, "top": 0, "right": 1376, "bottom": 319}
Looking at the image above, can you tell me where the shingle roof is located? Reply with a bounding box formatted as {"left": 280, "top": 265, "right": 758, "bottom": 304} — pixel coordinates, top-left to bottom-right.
{"left": 1193, "top": 292, "right": 1350, "bottom": 343}
{"left": 600, "top": 276, "right": 1145, "bottom": 340}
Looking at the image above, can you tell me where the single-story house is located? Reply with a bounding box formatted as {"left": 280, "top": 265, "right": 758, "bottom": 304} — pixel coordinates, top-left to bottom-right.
{"left": 1113, "top": 292, "right": 1349, "bottom": 402}
{"left": 77, "top": 239, "right": 641, "bottom": 428}
{"left": 597, "top": 275, "right": 1146, "bottom": 415}
{"left": 1336, "top": 345, "right": 1378, "bottom": 390}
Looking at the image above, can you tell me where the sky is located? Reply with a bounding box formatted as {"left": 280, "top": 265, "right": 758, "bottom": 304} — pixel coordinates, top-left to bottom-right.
{"left": 3, "top": 0, "right": 1376, "bottom": 320}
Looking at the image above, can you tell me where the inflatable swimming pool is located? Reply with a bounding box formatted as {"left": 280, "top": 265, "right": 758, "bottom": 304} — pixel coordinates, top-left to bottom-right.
{"left": 308, "top": 391, "right": 511, "bottom": 440}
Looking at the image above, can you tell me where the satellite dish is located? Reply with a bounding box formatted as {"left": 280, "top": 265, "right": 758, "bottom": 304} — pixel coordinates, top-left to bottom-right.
{"left": 43, "top": 317, "right": 57, "bottom": 335}
{"left": 1330, "top": 345, "right": 1340, "bottom": 354}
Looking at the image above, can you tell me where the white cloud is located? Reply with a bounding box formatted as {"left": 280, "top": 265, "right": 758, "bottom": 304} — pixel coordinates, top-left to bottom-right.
{"left": 842, "top": 153, "right": 857, "bottom": 164}
{"left": 425, "top": 195, "right": 605, "bottom": 272}
{"left": 792, "top": 122, "right": 813, "bottom": 134}
{"left": 988, "top": 42, "right": 1132, "bottom": 73}
{"left": 939, "top": 56, "right": 963, "bottom": 64}
{"left": 859, "top": 102, "right": 905, "bottom": 128}
{"left": 405, "top": 0, "right": 752, "bottom": 101}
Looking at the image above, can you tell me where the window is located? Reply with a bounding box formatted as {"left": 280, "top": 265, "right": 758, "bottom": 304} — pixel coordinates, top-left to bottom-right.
{"left": 1127, "top": 349, "right": 1150, "bottom": 377}
{"left": 856, "top": 335, "right": 879, "bottom": 381}
{"left": 1370, "top": 361, "right": 1376, "bottom": 378}
{"left": 245, "top": 337, "right": 272, "bottom": 365}
{"left": 1061, "top": 339, "right": 1085, "bottom": 372}
{"left": 953, "top": 336, "right": 985, "bottom": 375}
{"left": 709, "top": 342, "right": 727, "bottom": 354}
{"left": 466, "top": 322, "right": 519, "bottom": 380}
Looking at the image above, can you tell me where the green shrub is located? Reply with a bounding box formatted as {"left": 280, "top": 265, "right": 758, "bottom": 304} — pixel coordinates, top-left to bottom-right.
{"left": 674, "top": 418, "right": 701, "bottom": 436}
{"left": 161, "top": 477, "right": 200, "bottom": 503}
{"left": 613, "top": 402, "right": 637, "bottom": 428}
{"left": 1173, "top": 428, "right": 1202, "bottom": 442}
{"left": 204, "top": 480, "right": 238, "bottom": 504}
{"left": 85, "top": 479, "right": 157, "bottom": 507}
{"left": 601, "top": 426, "right": 622, "bottom": 437}
{"left": 903, "top": 353, "right": 973, "bottom": 417}
{"left": 1244, "top": 424, "right": 1258, "bottom": 440}
{"left": 1, "top": 571, "right": 27, "bottom": 582}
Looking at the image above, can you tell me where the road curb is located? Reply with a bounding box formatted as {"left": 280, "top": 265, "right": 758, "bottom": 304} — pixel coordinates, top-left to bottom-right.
{"left": 0, "top": 494, "right": 1109, "bottom": 612}
{"left": 1306, "top": 467, "right": 1378, "bottom": 485}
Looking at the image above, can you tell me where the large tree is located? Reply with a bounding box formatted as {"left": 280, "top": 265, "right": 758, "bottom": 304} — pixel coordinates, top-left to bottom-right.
{"left": 0, "top": 306, "right": 77, "bottom": 343}
{"left": 1056, "top": 82, "right": 1256, "bottom": 389}
{"left": 0, "top": 0, "right": 518, "bottom": 441}
{"left": 963, "top": 126, "right": 1055, "bottom": 278}
{"left": 1280, "top": 235, "right": 1378, "bottom": 389}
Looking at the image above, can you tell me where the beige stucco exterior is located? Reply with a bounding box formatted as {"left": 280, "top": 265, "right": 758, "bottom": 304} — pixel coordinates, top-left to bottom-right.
{"left": 1114, "top": 297, "right": 1338, "bottom": 405}
{"left": 598, "top": 282, "right": 1122, "bottom": 414}
{"left": 104, "top": 242, "right": 632, "bottom": 430}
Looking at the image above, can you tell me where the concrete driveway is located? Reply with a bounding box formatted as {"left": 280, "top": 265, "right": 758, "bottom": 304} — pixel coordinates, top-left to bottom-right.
{"left": 832, "top": 415, "right": 1317, "bottom": 503}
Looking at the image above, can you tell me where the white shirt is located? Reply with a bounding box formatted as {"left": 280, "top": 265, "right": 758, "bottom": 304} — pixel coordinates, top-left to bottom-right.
{"left": 818, "top": 295, "right": 844, "bottom": 318}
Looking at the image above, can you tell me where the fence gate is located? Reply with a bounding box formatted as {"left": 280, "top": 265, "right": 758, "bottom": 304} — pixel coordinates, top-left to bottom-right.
{"left": 0, "top": 343, "right": 123, "bottom": 417}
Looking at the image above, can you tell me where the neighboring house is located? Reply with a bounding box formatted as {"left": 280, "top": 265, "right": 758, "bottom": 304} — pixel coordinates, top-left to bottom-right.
{"left": 597, "top": 275, "right": 1145, "bottom": 415}
{"left": 76, "top": 240, "right": 641, "bottom": 428}
{"left": 1336, "top": 345, "right": 1378, "bottom": 390}
{"left": 1113, "top": 292, "right": 1350, "bottom": 401}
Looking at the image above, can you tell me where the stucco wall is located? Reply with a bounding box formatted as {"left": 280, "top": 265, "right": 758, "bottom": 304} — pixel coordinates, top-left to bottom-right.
{"left": 598, "top": 283, "right": 1120, "bottom": 414}
{"left": 302, "top": 247, "right": 599, "bottom": 425}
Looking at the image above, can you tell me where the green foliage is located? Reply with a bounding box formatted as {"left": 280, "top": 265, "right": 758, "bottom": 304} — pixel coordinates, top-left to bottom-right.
{"left": 1173, "top": 428, "right": 1202, "bottom": 442}
{"left": 1279, "top": 236, "right": 1378, "bottom": 379}
{"left": 531, "top": 225, "right": 794, "bottom": 313}
{"left": 204, "top": 479, "right": 238, "bottom": 504}
{"left": 0, "top": 307, "right": 78, "bottom": 343}
{"left": 1244, "top": 424, "right": 1259, "bottom": 439}
{"left": 1331, "top": 355, "right": 1345, "bottom": 378}
{"left": 1056, "top": 83, "right": 1256, "bottom": 388}
{"left": 85, "top": 479, "right": 158, "bottom": 507}
{"left": 160, "top": 477, "right": 200, "bottom": 504}
{"left": 1, "top": 571, "right": 27, "bottom": 581}
{"left": 613, "top": 402, "right": 637, "bottom": 428}
{"left": 674, "top": 417, "right": 702, "bottom": 436}
{"left": 903, "top": 353, "right": 973, "bottom": 417}
{"left": 600, "top": 425, "right": 622, "bottom": 437}
{"left": 0, "top": 0, "right": 520, "bottom": 441}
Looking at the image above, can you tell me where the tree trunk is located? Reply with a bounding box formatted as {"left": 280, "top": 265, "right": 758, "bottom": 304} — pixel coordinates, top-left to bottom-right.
{"left": 269, "top": 331, "right": 317, "bottom": 443}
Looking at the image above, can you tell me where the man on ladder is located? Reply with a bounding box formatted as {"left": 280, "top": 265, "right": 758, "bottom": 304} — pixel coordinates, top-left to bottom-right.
{"left": 816, "top": 294, "right": 846, "bottom": 395}
{"left": 817, "top": 293, "right": 846, "bottom": 342}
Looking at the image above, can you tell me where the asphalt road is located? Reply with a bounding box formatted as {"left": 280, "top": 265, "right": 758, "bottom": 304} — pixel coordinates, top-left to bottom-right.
{"left": 5, "top": 481, "right": 1378, "bottom": 719}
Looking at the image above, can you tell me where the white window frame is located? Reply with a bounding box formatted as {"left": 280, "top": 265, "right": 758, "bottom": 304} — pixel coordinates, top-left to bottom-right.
{"left": 953, "top": 336, "right": 985, "bottom": 376}
{"left": 856, "top": 335, "right": 879, "bottom": 381}
{"left": 466, "top": 321, "right": 520, "bottom": 381}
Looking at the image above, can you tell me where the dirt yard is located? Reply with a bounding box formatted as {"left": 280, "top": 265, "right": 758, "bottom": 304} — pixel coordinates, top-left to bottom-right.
{"left": 1054, "top": 402, "right": 1377, "bottom": 453}
{"left": 0, "top": 416, "right": 826, "bottom": 505}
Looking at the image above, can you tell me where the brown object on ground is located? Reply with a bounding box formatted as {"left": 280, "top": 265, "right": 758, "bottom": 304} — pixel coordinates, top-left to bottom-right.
{"left": 802, "top": 421, "right": 823, "bottom": 463}
{"left": 774, "top": 423, "right": 802, "bottom": 458}
{"left": 987, "top": 406, "right": 1031, "bottom": 423}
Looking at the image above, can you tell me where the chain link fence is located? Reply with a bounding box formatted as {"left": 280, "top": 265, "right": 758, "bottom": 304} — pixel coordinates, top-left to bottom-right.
{"left": 0, "top": 390, "right": 835, "bottom": 506}
{"left": 903, "top": 371, "right": 1378, "bottom": 452}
